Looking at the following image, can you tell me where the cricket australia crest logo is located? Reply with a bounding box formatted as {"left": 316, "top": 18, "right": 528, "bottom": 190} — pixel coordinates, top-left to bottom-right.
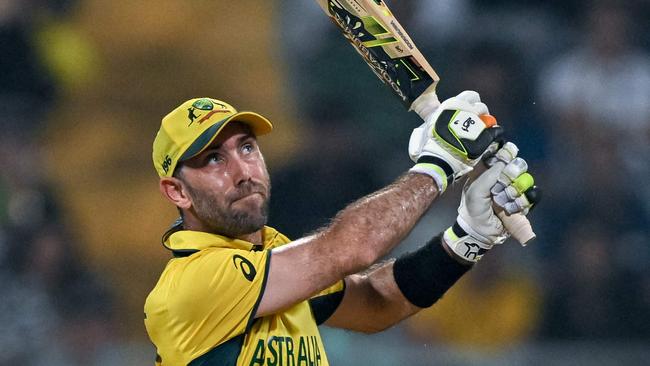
{"left": 187, "top": 98, "right": 231, "bottom": 126}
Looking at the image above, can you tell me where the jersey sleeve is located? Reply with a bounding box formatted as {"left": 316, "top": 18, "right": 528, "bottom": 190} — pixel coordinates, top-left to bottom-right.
{"left": 169, "top": 248, "right": 271, "bottom": 347}
{"left": 309, "top": 280, "right": 346, "bottom": 325}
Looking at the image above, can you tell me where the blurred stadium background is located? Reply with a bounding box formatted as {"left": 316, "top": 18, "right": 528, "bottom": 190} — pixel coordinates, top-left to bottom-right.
{"left": 0, "top": 0, "right": 648, "bottom": 364}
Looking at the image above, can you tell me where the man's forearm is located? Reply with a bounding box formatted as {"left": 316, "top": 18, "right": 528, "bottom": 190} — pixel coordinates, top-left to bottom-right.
{"left": 299, "top": 172, "right": 441, "bottom": 319}
{"left": 257, "top": 173, "right": 439, "bottom": 317}
{"left": 322, "top": 172, "right": 439, "bottom": 274}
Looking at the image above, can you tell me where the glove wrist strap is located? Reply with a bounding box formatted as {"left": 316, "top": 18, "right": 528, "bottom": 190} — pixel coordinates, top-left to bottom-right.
{"left": 409, "top": 156, "right": 454, "bottom": 193}
{"left": 442, "top": 222, "right": 492, "bottom": 263}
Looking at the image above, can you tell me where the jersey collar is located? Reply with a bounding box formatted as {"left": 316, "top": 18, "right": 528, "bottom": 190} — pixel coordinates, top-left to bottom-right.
{"left": 163, "top": 226, "right": 282, "bottom": 256}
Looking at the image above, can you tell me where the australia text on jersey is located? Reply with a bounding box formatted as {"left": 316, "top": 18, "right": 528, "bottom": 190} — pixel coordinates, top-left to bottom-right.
{"left": 249, "top": 335, "right": 323, "bottom": 366}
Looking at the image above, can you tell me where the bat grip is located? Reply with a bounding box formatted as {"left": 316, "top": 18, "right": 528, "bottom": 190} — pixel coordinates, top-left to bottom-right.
{"left": 497, "top": 209, "right": 536, "bottom": 246}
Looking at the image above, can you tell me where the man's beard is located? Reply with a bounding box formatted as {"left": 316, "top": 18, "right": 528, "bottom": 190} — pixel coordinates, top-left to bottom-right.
{"left": 186, "top": 180, "right": 270, "bottom": 237}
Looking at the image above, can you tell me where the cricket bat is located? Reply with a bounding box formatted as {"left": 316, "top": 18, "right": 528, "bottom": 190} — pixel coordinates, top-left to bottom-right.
{"left": 315, "top": 0, "right": 536, "bottom": 244}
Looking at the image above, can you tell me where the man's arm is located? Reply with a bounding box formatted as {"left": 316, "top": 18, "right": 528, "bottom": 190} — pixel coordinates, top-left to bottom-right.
{"left": 256, "top": 91, "right": 503, "bottom": 318}
{"left": 321, "top": 235, "right": 469, "bottom": 333}
{"left": 323, "top": 260, "right": 421, "bottom": 333}
{"left": 318, "top": 144, "right": 539, "bottom": 332}
{"left": 256, "top": 173, "right": 438, "bottom": 317}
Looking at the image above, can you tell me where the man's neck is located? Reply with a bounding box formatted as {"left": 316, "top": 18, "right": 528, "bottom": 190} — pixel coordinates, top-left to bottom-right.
{"left": 182, "top": 215, "right": 264, "bottom": 246}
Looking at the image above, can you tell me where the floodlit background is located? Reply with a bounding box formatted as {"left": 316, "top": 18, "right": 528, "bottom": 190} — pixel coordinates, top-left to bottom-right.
{"left": 1, "top": 0, "right": 649, "bottom": 365}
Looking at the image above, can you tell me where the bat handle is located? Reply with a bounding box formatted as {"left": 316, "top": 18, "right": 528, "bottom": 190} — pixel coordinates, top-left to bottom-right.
{"left": 497, "top": 209, "right": 536, "bottom": 246}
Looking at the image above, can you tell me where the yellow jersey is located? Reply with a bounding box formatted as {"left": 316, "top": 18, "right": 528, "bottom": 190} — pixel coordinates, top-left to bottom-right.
{"left": 144, "top": 226, "right": 344, "bottom": 366}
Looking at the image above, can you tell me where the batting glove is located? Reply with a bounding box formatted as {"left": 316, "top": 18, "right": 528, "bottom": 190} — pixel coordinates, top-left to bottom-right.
{"left": 409, "top": 91, "right": 503, "bottom": 193}
{"left": 443, "top": 142, "right": 536, "bottom": 263}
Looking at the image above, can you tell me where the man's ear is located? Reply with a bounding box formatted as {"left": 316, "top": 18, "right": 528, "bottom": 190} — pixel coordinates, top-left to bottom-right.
{"left": 159, "top": 177, "right": 192, "bottom": 210}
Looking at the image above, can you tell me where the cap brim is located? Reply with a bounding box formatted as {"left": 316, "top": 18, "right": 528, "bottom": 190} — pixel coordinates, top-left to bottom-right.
{"left": 179, "top": 111, "right": 273, "bottom": 162}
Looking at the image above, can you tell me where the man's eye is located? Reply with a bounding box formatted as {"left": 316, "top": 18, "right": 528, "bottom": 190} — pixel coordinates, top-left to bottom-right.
{"left": 207, "top": 153, "right": 223, "bottom": 164}
{"left": 242, "top": 143, "right": 254, "bottom": 154}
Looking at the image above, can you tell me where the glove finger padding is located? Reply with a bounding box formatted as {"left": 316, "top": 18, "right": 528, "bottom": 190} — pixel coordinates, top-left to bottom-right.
{"left": 483, "top": 141, "right": 518, "bottom": 168}
{"left": 479, "top": 141, "right": 542, "bottom": 245}
{"left": 492, "top": 160, "right": 541, "bottom": 215}
{"left": 493, "top": 169, "right": 532, "bottom": 204}
{"left": 499, "top": 185, "right": 542, "bottom": 215}
{"left": 491, "top": 157, "right": 528, "bottom": 194}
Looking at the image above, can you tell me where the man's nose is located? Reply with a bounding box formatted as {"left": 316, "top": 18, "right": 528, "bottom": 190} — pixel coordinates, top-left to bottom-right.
{"left": 230, "top": 156, "right": 252, "bottom": 185}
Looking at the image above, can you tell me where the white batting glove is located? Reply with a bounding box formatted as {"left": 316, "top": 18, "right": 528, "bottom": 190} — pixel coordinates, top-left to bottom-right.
{"left": 409, "top": 91, "right": 503, "bottom": 193}
{"left": 443, "top": 143, "right": 518, "bottom": 263}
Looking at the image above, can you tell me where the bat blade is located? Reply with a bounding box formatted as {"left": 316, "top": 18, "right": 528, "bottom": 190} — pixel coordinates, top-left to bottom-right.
{"left": 316, "top": 0, "right": 439, "bottom": 108}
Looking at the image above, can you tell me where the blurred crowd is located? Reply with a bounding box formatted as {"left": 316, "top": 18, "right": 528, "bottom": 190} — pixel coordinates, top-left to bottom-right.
{"left": 0, "top": 0, "right": 648, "bottom": 364}
{"left": 0, "top": 1, "right": 120, "bottom": 364}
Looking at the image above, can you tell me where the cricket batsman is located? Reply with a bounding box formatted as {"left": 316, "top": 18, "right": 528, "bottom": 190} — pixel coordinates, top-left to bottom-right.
{"left": 144, "top": 91, "right": 538, "bottom": 365}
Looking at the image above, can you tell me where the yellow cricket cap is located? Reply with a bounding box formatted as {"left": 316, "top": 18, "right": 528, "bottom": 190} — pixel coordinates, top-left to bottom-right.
{"left": 152, "top": 97, "right": 273, "bottom": 177}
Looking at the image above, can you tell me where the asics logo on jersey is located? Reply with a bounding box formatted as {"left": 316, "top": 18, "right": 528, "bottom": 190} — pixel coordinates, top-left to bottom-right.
{"left": 233, "top": 254, "right": 256, "bottom": 281}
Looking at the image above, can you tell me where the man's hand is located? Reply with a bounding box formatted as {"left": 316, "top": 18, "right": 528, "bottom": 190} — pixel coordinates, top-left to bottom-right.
{"left": 409, "top": 91, "right": 503, "bottom": 193}
{"left": 442, "top": 142, "right": 537, "bottom": 263}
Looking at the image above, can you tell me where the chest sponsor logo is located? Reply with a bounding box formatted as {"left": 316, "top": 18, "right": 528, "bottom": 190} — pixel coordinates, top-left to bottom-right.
{"left": 233, "top": 254, "right": 257, "bottom": 281}
{"left": 249, "top": 335, "right": 323, "bottom": 366}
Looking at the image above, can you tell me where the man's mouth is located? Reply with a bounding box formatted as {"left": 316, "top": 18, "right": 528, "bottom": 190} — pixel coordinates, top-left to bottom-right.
{"left": 232, "top": 191, "right": 264, "bottom": 204}
{"left": 229, "top": 182, "right": 267, "bottom": 205}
